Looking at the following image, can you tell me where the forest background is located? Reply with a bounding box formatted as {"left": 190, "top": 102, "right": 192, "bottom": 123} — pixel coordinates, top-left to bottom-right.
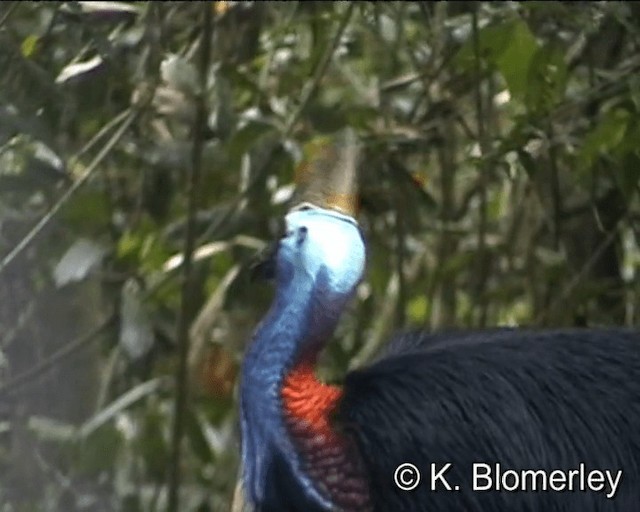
{"left": 1, "top": 2, "right": 639, "bottom": 511}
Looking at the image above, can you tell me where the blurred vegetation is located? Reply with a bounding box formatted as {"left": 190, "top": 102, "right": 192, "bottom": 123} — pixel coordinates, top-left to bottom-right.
{"left": 1, "top": 1, "right": 639, "bottom": 511}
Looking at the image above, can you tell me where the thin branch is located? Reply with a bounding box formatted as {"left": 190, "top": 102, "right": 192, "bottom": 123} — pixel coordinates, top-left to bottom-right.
{"left": 74, "top": 108, "right": 132, "bottom": 160}
{"left": 188, "top": 264, "right": 241, "bottom": 381}
{"left": 472, "top": 7, "right": 489, "bottom": 326}
{"left": 0, "top": 301, "right": 35, "bottom": 349}
{"left": 395, "top": 192, "right": 406, "bottom": 328}
{"left": 80, "top": 377, "right": 168, "bottom": 438}
{"left": 0, "top": 314, "right": 115, "bottom": 398}
{"left": 283, "top": 2, "right": 354, "bottom": 136}
{"left": 0, "top": 109, "right": 138, "bottom": 277}
{"left": 0, "top": 2, "right": 18, "bottom": 30}
{"left": 167, "top": 4, "right": 213, "bottom": 512}
{"left": 534, "top": 224, "right": 621, "bottom": 325}
{"left": 349, "top": 252, "right": 424, "bottom": 370}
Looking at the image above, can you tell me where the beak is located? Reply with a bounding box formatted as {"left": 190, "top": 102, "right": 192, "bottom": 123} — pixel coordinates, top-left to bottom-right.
{"left": 250, "top": 241, "right": 278, "bottom": 282}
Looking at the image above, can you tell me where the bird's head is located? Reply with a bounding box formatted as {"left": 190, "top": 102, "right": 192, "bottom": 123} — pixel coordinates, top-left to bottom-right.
{"left": 272, "top": 202, "right": 365, "bottom": 303}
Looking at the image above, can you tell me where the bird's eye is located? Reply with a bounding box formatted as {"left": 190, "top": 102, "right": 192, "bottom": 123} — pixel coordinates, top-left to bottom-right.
{"left": 296, "top": 226, "right": 308, "bottom": 245}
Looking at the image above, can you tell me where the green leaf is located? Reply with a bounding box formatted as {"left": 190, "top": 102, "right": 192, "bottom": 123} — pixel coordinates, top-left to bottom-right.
{"left": 117, "top": 230, "right": 141, "bottom": 263}
{"left": 616, "top": 152, "right": 640, "bottom": 202}
{"left": 226, "top": 120, "right": 276, "bottom": 168}
{"left": 454, "top": 19, "right": 538, "bottom": 101}
{"left": 407, "top": 295, "right": 428, "bottom": 324}
{"left": 138, "top": 407, "right": 169, "bottom": 481}
{"left": 493, "top": 21, "right": 539, "bottom": 101}
{"left": 627, "top": 74, "right": 640, "bottom": 113}
{"left": 117, "top": 219, "right": 171, "bottom": 271}
{"left": 525, "top": 46, "right": 568, "bottom": 115}
{"left": 21, "top": 35, "right": 39, "bottom": 58}
{"left": 579, "top": 108, "right": 631, "bottom": 171}
{"left": 185, "top": 407, "right": 214, "bottom": 465}
{"left": 76, "top": 424, "right": 123, "bottom": 477}
{"left": 62, "top": 190, "right": 110, "bottom": 234}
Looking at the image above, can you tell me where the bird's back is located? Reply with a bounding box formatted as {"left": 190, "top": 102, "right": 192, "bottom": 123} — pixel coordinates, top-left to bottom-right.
{"left": 338, "top": 328, "right": 640, "bottom": 511}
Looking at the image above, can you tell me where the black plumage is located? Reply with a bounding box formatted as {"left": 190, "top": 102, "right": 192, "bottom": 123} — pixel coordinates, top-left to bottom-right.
{"left": 339, "top": 328, "right": 640, "bottom": 511}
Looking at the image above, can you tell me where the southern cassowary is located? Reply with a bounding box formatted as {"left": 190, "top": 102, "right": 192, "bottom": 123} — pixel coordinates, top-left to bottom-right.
{"left": 239, "top": 202, "right": 640, "bottom": 511}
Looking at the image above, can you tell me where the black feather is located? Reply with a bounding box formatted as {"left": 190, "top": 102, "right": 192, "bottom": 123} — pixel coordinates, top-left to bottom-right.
{"left": 259, "top": 450, "right": 329, "bottom": 512}
{"left": 338, "top": 328, "right": 640, "bottom": 511}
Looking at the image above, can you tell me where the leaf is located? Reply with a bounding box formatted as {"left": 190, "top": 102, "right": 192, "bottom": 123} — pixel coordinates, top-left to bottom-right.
{"left": 117, "top": 221, "right": 171, "bottom": 271}
{"left": 28, "top": 416, "right": 76, "bottom": 442}
{"left": 61, "top": 1, "right": 140, "bottom": 18}
{"left": 53, "top": 238, "right": 106, "bottom": 287}
{"left": 117, "top": 230, "right": 142, "bottom": 263}
{"left": 76, "top": 1, "right": 140, "bottom": 15}
{"left": 493, "top": 21, "right": 539, "bottom": 101}
{"left": 119, "top": 279, "right": 155, "bottom": 361}
{"left": 31, "top": 140, "right": 64, "bottom": 173}
{"left": 226, "top": 119, "right": 276, "bottom": 167}
{"left": 211, "top": 75, "right": 236, "bottom": 137}
{"left": 185, "top": 406, "right": 214, "bottom": 464}
{"left": 138, "top": 408, "right": 169, "bottom": 480}
{"left": 534, "top": 246, "right": 565, "bottom": 267}
{"left": 454, "top": 19, "right": 538, "bottom": 101}
{"left": 454, "top": 19, "right": 539, "bottom": 102}
{"left": 629, "top": 75, "right": 640, "bottom": 111}
{"left": 440, "top": 250, "right": 476, "bottom": 278}
{"left": 160, "top": 54, "right": 199, "bottom": 96}
{"left": 525, "top": 45, "right": 568, "bottom": 115}
{"left": 21, "top": 35, "right": 39, "bottom": 58}
{"left": 615, "top": 152, "right": 640, "bottom": 202}
{"left": 55, "top": 55, "right": 104, "bottom": 84}
{"left": 62, "top": 190, "right": 110, "bottom": 233}
{"left": 578, "top": 108, "right": 631, "bottom": 171}
{"left": 407, "top": 295, "right": 428, "bottom": 324}
{"left": 76, "top": 424, "right": 123, "bottom": 477}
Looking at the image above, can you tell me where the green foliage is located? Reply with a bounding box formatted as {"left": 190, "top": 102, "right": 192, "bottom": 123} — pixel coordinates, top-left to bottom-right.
{"left": 1, "top": 2, "right": 639, "bottom": 511}
{"left": 456, "top": 19, "right": 538, "bottom": 102}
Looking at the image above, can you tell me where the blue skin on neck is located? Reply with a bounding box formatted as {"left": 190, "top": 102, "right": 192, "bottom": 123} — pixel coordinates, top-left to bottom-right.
{"left": 240, "top": 206, "right": 366, "bottom": 510}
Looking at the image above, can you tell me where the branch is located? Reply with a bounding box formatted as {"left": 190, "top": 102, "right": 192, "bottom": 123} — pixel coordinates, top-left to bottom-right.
{"left": 283, "top": 2, "right": 354, "bottom": 136}
{"left": 472, "top": 7, "right": 489, "bottom": 326}
{"left": 0, "top": 314, "right": 115, "bottom": 398}
{"left": 0, "top": 3, "right": 18, "bottom": 30}
{"left": 0, "top": 108, "right": 138, "bottom": 277}
{"left": 166, "top": 4, "right": 213, "bottom": 512}
{"left": 534, "top": 223, "right": 621, "bottom": 325}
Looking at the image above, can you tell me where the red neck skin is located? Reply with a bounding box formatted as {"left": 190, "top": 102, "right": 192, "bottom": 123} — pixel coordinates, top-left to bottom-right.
{"left": 281, "top": 356, "right": 372, "bottom": 511}
{"left": 282, "top": 359, "right": 342, "bottom": 438}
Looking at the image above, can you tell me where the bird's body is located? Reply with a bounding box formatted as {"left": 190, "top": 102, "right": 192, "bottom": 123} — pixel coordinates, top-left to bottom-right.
{"left": 341, "top": 328, "right": 640, "bottom": 511}
{"left": 240, "top": 205, "right": 640, "bottom": 512}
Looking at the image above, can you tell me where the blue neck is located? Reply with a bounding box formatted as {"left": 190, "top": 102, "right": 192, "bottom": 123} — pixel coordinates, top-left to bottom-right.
{"left": 240, "top": 269, "right": 344, "bottom": 509}
{"left": 239, "top": 207, "right": 366, "bottom": 509}
{"left": 240, "top": 280, "right": 324, "bottom": 503}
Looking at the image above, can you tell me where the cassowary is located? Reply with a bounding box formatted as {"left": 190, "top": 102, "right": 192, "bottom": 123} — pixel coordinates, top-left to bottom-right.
{"left": 239, "top": 205, "right": 640, "bottom": 511}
